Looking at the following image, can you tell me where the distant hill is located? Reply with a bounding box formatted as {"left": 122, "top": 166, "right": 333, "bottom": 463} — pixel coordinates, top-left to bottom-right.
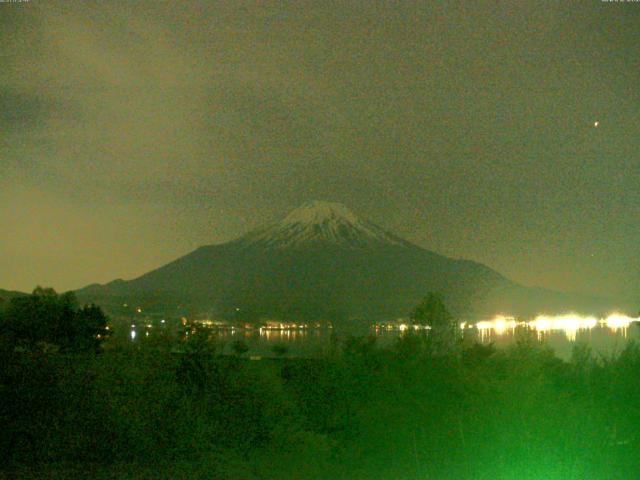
{"left": 77, "top": 201, "right": 614, "bottom": 325}
{"left": 0, "top": 288, "right": 27, "bottom": 300}
{"left": 0, "top": 288, "right": 27, "bottom": 309}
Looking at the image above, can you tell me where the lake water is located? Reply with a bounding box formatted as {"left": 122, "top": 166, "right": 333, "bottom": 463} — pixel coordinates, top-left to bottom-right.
{"left": 131, "top": 313, "right": 640, "bottom": 360}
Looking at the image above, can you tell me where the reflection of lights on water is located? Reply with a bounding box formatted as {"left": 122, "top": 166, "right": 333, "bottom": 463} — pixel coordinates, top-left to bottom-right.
{"left": 494, "top": 316, "right": 518, "bottom": 334}
{"left": 529, "top": 314, "right": 598, "bottom": 341}
{"left": 374, "top": 324, "right": 430, "bottom": 335}
{"left": 165, "top": 313, "right": 639, "bottom": 345}
{"left": 471, "top": 313, "right": 638, "bottom": 342}
{"left": 130, "top": 329, "right": 136, "bottom": 340}
{"left": 476, "top": 316, "right": 518, "bottom": 341}
{"left": 257, "top": 328, "right": 308, "bottom": 341}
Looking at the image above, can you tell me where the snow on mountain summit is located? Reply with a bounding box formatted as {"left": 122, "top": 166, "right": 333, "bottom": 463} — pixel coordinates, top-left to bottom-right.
{"left": 239, "top": 201, "right": 409, "bottom": 249}
{"left": 280, "top": 201, "right": 360, "bottom": 226}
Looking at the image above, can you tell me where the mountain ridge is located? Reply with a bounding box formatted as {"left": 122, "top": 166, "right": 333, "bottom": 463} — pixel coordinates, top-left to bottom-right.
{"left": 76, "top": 201, "right": 615, "bottom": 322}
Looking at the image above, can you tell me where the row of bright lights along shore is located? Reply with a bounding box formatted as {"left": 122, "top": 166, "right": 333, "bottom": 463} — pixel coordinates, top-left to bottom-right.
{"left": 127, "top": 314, "right": 639, "bottom": 342}
{"left": 375, "top": 313, "right": 639, "bottom": 342}
{"left": 468, "top": 313, "right": 639, "bottom": 341}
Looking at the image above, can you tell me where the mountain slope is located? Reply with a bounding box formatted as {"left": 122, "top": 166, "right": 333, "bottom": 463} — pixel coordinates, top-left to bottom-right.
{"left": 77, "top": 201, "right": 612, "bottom": 323}
{"left": 0, "top": 288, "right": 27, "bottom": 310}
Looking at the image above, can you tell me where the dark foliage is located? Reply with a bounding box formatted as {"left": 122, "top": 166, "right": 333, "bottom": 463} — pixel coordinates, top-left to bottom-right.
{"left": 410, "top": 292, "right": 452, "bottom": 327}
{"left": 0, "top": 287, "right": 110, "bottom": 353}
{"left": 1, "top": 326, "right": 639, "bottom": 479}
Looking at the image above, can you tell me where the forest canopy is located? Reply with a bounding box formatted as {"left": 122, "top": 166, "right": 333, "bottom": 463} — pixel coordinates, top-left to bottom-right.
{"left": 0, "top": 287, "right": 110, "bottom": 353}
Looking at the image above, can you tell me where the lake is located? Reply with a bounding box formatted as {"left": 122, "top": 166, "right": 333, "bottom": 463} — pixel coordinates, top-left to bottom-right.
{"left": 130, "top": 313, "right": 640, "bottom": 360}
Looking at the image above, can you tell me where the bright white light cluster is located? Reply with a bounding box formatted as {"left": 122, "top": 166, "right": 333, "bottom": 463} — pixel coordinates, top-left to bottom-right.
{"left": 529, "top": 314, "right": 598, "bottom": 341}
{"left": 604, "top": 313, "right": 635, "bottom": 330}
{"left": 471, "top": 313, "right": 639, "bottom": 342}
{"left": 476, "top": 316, "right": 518, "bottom": 340}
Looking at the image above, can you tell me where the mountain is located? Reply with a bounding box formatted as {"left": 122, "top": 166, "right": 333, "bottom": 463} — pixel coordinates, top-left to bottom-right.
{"left": 0, "top": 288, "right": 27, "bottom": 310}
{"left": 0, "top": 288, "right": 26, "bottom": 299}
{"left": 240, "top": 201, "right": 411, "bottom": 249}
{"left": 77, "top": 201, "right": 612, "bottom": 324}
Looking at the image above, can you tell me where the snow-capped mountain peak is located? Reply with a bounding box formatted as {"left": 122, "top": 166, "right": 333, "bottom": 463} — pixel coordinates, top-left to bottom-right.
{"left": 280, "top": 201, "right": 359, "bottom": 226}
{"left": 239, "top": 201, "right": 409, "bottom": 249}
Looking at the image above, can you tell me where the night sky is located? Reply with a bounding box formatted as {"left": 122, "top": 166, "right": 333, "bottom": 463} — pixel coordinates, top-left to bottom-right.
{"left": 1, "top": 1, "right": 638, "bottom": 304}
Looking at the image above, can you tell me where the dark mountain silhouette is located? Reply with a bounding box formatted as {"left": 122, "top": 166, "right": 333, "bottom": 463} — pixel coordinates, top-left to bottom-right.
{"left": 76, "top": 201, "right": 612, "bottom": 324}
{"left": 0, "top": 288, "right": 27, "bottom": 301}
{"left": 0, "top": 289, "right": 27, "bottom": 310}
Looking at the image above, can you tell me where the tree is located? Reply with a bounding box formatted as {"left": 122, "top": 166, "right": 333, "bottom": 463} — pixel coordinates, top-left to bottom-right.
{"left": 0, "top": 287, "right": 110, "bottom": 353}
{"left": 411, "top": 292, "right": 453, "bottom": 327}
{"left": 74, "top": 303, "right": 111, "bottom": 352}
{"left": 410, "top": 292, "right": 459, "bottom": 355}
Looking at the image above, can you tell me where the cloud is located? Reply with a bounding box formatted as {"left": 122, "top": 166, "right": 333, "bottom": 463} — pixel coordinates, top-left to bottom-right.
{"left": 0, "top": 1, "right": 638, "bottom": 301}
